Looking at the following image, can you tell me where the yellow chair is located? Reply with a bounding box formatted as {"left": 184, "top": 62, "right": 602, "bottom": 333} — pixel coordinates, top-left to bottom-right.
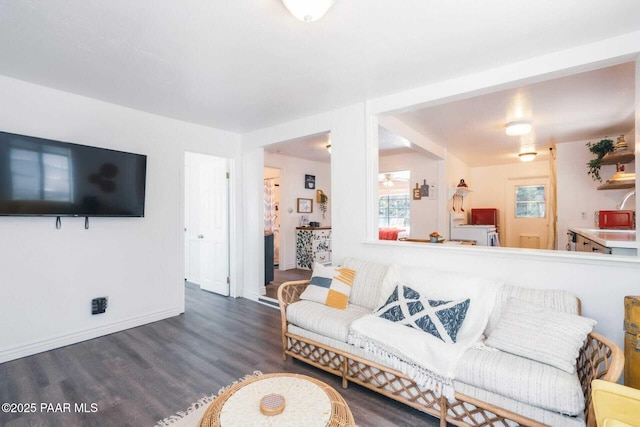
{"left": 592, "top": 379, "right": 640, "bottom": 427}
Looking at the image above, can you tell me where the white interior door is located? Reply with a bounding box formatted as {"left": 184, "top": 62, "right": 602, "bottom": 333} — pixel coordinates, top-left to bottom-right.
{"left": 505, "top": 177, "right": 550, "bottom": 249}
{"left": 185, "top": 152, "right": 229, "bottom": 296}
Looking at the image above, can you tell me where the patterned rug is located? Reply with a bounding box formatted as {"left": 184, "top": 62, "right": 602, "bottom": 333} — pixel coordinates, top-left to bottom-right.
{"left": 154, "top": 371, "right": 262, "bottom": 427}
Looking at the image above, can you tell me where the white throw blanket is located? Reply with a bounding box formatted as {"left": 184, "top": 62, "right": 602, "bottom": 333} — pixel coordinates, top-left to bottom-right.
{"left": 348, "top": 265, "right": 503, "bottom": 401}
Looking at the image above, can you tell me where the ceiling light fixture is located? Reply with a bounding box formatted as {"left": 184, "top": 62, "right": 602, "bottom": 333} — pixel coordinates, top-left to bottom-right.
{"left": 326, "top": 144, "right": 331, "bottom": 154}
{"left": 505, "top": 120, "right": 532, "bottom": 136}
{"left": 518, "top": 152, "right": 537, "bottom": 162}
{"left": 282, "top": 0, "right": 336, "bottom": 23}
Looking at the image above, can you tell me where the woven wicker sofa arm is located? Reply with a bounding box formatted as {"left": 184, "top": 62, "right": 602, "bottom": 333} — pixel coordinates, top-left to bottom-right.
{"left": 277, "top": 280, "right": 310, "bottom": 361}
{"left": 277, "top": 280, "right": 310, "bottom": 307}
{"left": 578, "top": 331, "right": 624, "bottom": 427}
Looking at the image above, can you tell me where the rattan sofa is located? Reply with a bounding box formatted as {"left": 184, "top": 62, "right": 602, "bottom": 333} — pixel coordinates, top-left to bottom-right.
{"left": 277, "top": 257, "right": 624, "bottom": 427}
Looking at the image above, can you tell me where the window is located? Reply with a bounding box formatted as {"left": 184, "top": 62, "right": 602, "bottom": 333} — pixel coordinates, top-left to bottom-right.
{"left": 379, "top": 193, "right": 410, "bottom": 227}
{"left": 515, "top": 185, "right": 545, "bottom": 218}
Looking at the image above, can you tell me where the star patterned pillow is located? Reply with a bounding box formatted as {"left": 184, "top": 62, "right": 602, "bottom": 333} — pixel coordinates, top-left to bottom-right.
{"left": 374, "top": 283, "right": 471, "bottom": 344}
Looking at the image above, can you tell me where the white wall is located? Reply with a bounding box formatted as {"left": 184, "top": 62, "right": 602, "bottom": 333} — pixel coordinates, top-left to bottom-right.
{"left": 0, "top": 75, "right": 241, "bottom": 362}
{"left": 380, "top": 152, "right": 439, "bottom": 238}
{"left": 264, "top": 152, "right": 331, "bottom": 272}
{"left": 243, "top": 104, "right": 365, "bottom": 301}
{"left": 241, "top": 35, "right": 640, "bottom": 354}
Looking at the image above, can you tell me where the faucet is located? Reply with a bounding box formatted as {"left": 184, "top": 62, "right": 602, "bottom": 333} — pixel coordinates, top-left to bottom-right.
{"left": 617, "top": 190, "right": 636, "bottom": 210}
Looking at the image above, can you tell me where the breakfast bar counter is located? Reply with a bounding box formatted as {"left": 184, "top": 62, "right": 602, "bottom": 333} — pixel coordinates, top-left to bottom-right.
{"left": 569, "top": 227, "right": 637, "bottom": 256}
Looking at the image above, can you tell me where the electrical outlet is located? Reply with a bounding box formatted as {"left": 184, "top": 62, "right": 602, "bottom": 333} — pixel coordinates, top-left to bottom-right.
{"left": 91, "top": 297, "right": 108, "bottom": 315}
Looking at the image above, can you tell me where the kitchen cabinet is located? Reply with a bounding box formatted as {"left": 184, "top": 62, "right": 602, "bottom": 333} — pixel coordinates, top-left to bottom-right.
{"left": 570, "top": 227, "right": 636, "bottom": 256}
{"left": 296, "top": 227, "right": 331, "bottom": 270}
{"left": 576, "top": 234, "right": 612, "bottom": 254}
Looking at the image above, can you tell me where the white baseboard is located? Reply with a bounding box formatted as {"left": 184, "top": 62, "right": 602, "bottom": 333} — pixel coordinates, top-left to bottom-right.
{"left": 0, "top": 308, "right": 182, "bottom": 363}
{"left": 243, "top": 289, "right": 261, "bottom": 302}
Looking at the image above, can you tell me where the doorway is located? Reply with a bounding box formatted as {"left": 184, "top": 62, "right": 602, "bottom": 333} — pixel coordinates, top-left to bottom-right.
{"left": 184, "top": 151, "right": 230, "bottom": 296}
{"left": 261, "top": 132, "right": 331, "bottom": 301}
{"left": 264, "top": 167, "right": 281, "bottom": 275}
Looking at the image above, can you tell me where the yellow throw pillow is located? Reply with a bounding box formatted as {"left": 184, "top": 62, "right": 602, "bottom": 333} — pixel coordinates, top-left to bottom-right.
{"left": 300, "top": 262, "right": 356, "bottom": 309}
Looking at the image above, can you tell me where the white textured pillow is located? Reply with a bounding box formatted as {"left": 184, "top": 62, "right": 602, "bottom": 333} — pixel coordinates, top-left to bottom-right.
{"left": 485, "top": 298, "right": 596, "bottom": 374}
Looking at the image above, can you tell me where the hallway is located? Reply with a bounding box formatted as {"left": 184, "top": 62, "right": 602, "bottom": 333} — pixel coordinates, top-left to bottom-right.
{"left": 264, "top": 268, "right": 311, "bottom": 299}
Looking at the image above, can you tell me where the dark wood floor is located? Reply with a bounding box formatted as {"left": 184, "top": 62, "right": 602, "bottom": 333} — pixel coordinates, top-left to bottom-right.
{"left": 0, "top": 283, "right": 442, "bottom": 427}
{"left": 264, "top": 268, "right": 311, "bottom": 299}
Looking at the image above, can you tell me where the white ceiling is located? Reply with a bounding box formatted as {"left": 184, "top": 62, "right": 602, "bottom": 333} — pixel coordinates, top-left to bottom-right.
{"left": 393, "top": 62, "right": 636, "bottom": 166}
{"left": 1, "top": 1, "right": 639, "bottom": 134}
{"left": 378, "top": 127, "right": 416, "bottom": 157}
{"left": 264, "top": 131, "right": 332, "bottom": 163}
{"left": 263, "top": 126, "right": 417, "bottom": 164}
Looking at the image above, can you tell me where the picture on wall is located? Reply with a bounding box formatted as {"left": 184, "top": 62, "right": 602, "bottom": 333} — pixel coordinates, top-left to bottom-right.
{"left": 305, "top": 174, "right": 315, "bottom": 189}
{"left": 297, "top": 198, "right": 313, "bottom": 213}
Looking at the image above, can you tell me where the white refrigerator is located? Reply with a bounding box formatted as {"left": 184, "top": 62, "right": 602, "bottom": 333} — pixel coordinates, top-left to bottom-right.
{"left": 450, "top": 225, "right": 500, "bottom": 246}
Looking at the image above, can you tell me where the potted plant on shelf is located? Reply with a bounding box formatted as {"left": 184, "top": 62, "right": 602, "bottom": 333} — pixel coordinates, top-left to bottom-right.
{"left": 429, "top": 231, "right": 442, "bottom": 243}
{"left": 586, "top": 138, "right": 614, "bottom": 182}
{"left": 316, "top": 190, "right": 328, "bottom": 219}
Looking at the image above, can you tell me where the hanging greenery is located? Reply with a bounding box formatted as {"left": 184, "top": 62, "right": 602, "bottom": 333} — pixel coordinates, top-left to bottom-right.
{"left": 319, "top": 193, "right": 328, "bottom": 219}
{"left": 586, "top": 138, "right": 614, "bottom": 182}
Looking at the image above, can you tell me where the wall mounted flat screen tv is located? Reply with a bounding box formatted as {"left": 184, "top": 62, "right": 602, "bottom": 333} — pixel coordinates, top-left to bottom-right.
{"left": 0, "top": 131, "right": 147, "bottom": 217}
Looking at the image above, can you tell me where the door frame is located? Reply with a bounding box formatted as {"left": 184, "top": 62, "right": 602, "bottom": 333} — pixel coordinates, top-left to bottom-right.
{"left": 180, "top": 150, "right": 237, "bottom": 308}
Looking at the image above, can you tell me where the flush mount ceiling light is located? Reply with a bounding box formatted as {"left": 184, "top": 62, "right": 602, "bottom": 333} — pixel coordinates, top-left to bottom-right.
{"left": 518, "top": 152, "right": 537, "bottom": 162}
{"left": 505, "top": 120, "right": 532, "bottom": 136}
{"left": 282, "top": 0, "right": 336, "bottom": 23}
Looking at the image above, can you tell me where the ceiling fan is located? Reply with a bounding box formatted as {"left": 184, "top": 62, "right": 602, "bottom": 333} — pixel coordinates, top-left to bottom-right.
{"left": 378, "top": 172, "right": 409, "bottom": 187}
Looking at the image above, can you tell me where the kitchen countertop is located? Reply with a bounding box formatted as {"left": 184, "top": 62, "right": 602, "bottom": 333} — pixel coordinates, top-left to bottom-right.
{"left": 399, "top": 238, "right": 476, "bottom": 245}
{"left": 569, "top": 227, "right": 637, "bottom": 249}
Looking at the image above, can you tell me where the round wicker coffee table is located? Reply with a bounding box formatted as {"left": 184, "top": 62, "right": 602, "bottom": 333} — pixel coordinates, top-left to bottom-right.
{"left": 199, "top": 373, "right": 355, "bottom": 427}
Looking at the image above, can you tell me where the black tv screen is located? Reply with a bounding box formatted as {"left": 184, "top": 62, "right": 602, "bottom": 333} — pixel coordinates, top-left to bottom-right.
{"left": 0, "top": 131, "right": 147, "bottom": 217}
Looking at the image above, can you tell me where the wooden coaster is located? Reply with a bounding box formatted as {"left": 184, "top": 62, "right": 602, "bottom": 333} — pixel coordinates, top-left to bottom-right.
{"left": 259, "top": 393, "right": 285, "bottom": 416}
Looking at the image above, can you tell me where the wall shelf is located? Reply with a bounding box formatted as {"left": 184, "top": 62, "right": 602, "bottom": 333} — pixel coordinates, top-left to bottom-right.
{"left": 597, "top": 148, "right": 636, "bottom": 190}
{"left": 447, "top": 186, "right": 473, "bottom": 200}
{"left": 597, "top": 179, "right": 635, "bottom": 190}
{"left": 601, "top": 150, "right": 635, "bottom": 165}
